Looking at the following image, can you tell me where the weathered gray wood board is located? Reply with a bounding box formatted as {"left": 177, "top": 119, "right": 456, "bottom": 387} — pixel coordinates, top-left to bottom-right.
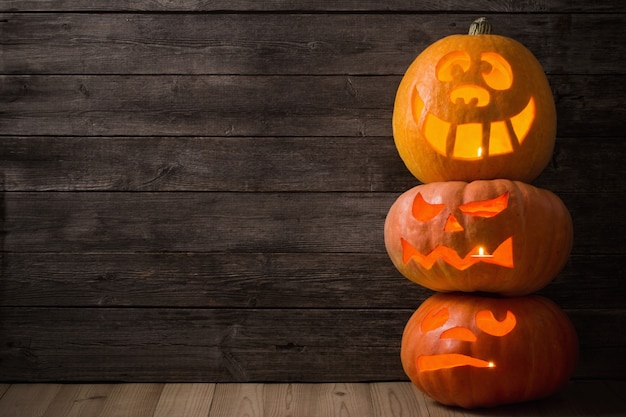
{"left": 1, "top": 308, "right": 624, "bottom": 381}
{"left": 0, "top": 1, "right": 624, "bottom": 12}
{"left": 2, "top": 136, "right": 624, "bottom": 193}
{"left": 1, "top": 2, "right": 625, "bottom": 382}
{"left": 2, "top": 14, "right": 625, "bottom": 75}
{"left": 2, "top": 192, "right": 625, "bottom": 255}
{"left": 2, "top": 75, "right": 624, "bottom": 137}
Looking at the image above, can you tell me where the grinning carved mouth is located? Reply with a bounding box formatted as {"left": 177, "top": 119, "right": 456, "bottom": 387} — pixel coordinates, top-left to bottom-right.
{"left": 418, "top": 354, "right": 494, "bottom": 372}
{"left": 401, "top": 237, "right": 514, "bottom": 270}
{"left": 412, "top": 93, "right": 535, "bottom": 160}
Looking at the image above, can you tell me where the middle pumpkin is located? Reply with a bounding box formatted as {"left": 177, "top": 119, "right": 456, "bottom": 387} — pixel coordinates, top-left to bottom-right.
{"left": 384, "top": 179, "right": 572, "bottom": 296}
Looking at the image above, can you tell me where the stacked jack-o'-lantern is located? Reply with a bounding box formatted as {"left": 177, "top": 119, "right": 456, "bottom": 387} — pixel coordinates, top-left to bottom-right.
{"left": 384, "top": 18, "right": 578, "bottom": 408}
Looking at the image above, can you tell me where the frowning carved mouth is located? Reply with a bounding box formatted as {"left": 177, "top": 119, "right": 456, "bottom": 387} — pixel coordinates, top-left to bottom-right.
{"left": 418, "top": 354, "right": 495, "bottom": 371}
{"left": 412, "top": 93, "right": 535, "bottom": 160}
{"left": 401, "top": 237, "right": 514, "bottom": 270}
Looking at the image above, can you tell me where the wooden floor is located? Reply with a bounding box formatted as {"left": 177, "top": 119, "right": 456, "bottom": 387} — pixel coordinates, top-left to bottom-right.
{"left": 0, "top": 381, "right": 624, "bottom": 417}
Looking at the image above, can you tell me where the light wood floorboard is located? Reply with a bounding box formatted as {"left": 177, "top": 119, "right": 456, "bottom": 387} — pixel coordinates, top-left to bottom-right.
{"left": 0, "top": 381, "right": 624, "bottom": 417}
{"left": 152, "top": 384, "right": 216, "bottom": 417}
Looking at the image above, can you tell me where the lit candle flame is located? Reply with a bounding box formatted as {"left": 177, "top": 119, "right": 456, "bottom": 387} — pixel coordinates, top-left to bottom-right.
{"left": 471, "top": 246, "right": 493, "bottom": 258}
{"left": 488, "top": 362, "right": 495, "bottom": 368}
{"left": 477, "top": 147, "right": 483, "bottom": 157}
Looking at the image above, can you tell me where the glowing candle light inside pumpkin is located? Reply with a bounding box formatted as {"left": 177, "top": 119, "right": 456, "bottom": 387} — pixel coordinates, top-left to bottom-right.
{"left": 471, "top": 246, "right": 494, "bottom": 258}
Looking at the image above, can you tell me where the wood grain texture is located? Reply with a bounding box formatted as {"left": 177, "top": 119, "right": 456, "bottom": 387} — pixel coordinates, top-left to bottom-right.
{"left": 0, "top": 307, "right": 411, "bottom": 382}
{"left": 0, "top": 384, "right": 62, "bottom": 417}
{"left": 0, "top": 307, "right": 624, "bottom": 382}
{"left": 2, "top": 192, "right": 623, "bottom": 254}
{"left": 0, "top": 136, "right": 415, "bottom": 193}
{"left": 2, "top": 192, "right": 390, "bottom": 253}
{"left": 0, "top": 382, "right": 624, "bottom": 417}
{"left": 96, "top": 384, "right": 163, "bottom": 417}
{"left": 369, "top": 382, "right": 430, "bottom": 417}
{"left": 263, "top": 383, "right": 374, "bottom": 417}
{"left": 152, "top": 384, "right": 215, "bottom": 417}
{"left": 41, "top": 384, "right": 115, "bottom": 417}
{"left": 2, "top": 13, "right": 624, "bottom": 75}
{"left": 1, "top": 75, "right": 624, "bottom": 137}
{"left": 208, "top": 384, "right": 264, "bottom": 417}
{"left": 0, "top": 1, "right": 623, "bottom": 12}
{"left": 1, "top": 1, "right": 625, "bottom": 384}
{"left": 0, "top": 252, "right": 430, "bottom": 309}
{"left": 0, "top": 75, "right": 390, "bottom": 137}
{"left": 0, "top": 253, "right": 623, "bottom": 309}
{"left": 2, "top": 136, "right": 624, "bottom": 193}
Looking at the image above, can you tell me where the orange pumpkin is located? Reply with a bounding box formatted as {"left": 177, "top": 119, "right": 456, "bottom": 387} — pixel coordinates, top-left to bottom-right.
{"left": 402, "top": 292, "right": 578, "bottom": 408}
{"left": 384, "top": 180, "right": 572, "bottom": 295}
{"left": 392, "top": 18, "right": 556, "bottom": 183}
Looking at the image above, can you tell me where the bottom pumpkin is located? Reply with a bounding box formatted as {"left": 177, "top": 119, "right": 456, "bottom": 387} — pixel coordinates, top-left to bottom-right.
{"left": 401, "top": 292, "right": 578, "bottom": 408}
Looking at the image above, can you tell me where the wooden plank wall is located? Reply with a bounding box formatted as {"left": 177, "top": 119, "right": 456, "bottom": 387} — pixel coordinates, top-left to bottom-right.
{"left": 1, "top": 1, "right": 625, "bottom": 382}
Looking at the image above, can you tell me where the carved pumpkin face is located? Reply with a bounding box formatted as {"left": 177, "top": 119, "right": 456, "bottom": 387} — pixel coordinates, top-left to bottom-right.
{"left": 392, "top": 20, "right": 556, "bottom": 183}
{"left": 401, "top": 293, "right": 578, "bottom": 408}
{"left": 412, "top": 50, "right": 534, "bottom": 160}
{"left": 384, "top": 180, "right": 573, "bottom": 296}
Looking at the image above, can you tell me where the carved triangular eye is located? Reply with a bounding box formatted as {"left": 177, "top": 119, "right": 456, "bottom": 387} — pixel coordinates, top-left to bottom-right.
{"left": 459, "top": 192, "right": 509, "bottom": 218}
{"left": 412, "top": 193, "right": 445, "bottom": 222}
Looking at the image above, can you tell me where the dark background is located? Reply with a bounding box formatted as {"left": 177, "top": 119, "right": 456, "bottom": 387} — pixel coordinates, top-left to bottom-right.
{"left": 1, "top": 1, "right": 625, "bottom": 381}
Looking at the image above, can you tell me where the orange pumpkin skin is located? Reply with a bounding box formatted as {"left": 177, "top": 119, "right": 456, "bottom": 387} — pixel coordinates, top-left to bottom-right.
{"left": 402, "top": 293, "right": 578, "bottom": 408}
{"left": 384, "top": 180, "right": 572, "bottom": 296}
{"left": 392, "top": 28, "right": 556, "bottom": 183}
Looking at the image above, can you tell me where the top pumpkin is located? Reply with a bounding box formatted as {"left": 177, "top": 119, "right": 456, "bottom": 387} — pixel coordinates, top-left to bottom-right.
{"left": 393, "top": 18, "right": 556, "bottom": 183}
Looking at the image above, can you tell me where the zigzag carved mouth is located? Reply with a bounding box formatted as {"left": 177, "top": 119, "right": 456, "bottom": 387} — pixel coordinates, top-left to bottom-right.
{"left": 401, "top": 237, "right": 514, "bottom": 270}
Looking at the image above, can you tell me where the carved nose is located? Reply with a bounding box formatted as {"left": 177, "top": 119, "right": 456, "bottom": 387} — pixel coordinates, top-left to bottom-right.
{"left": 444, "top": 214, "right": 464, "bottom": 232}
{"left": 450, "top": 84, "right": 490, "bottom": 107}
{"left": 440, "top": 327, "right": 477, "bottom": 342}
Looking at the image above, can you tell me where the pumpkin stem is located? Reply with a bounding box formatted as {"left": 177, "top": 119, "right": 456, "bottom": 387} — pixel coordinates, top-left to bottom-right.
{"left": 469, "top": 17, "right": 492, "bottom": 35}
